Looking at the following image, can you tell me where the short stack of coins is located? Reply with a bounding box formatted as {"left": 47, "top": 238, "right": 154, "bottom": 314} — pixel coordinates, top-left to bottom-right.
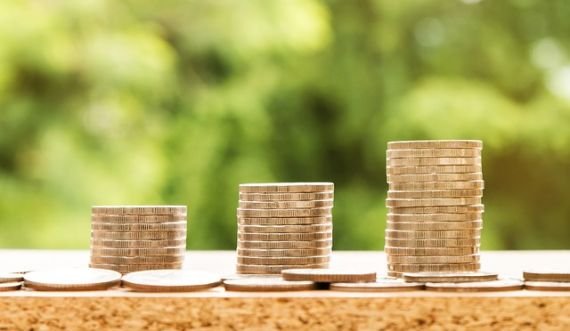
{"left": 236, "top": 183, "right": 334, "bottom": 274}
{"left": 90, "top": 205, "right": 187, "bottom": 274}
{"left": 385, "top": 140, "right": 484, "bottom": 277}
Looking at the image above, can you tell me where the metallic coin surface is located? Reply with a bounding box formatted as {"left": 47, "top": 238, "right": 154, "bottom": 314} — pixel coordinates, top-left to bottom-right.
{"left": 237, "top": 239, "right": 333, "bottom": 249}
{"left": 89, "top": 263, "right": 182, "bottom": 274}
{"left": 239, "top": 199, "right": 334, "bottom": 209}
{"left": 402, "top": 271, "right": 498, "bottom": 283}
{"left": 281, "top": 268, "right": 376, "bottom": 283}
{"left": 387, "top": 173, "right": 483, "bottom": 183}
{"left": 237, "top": 247, "right": 332, "bottom": 257}
{"left": 385, "top": 238, "right": 480, "bottom": 247}
{"left": 90, "top": 255, "right": 184, "bottom": 265}
{"left": 387, "top": 148, "right": 481, "bottom": 158}
{"left": 239, "top": 192, "right": 334, "bottom": 202}
{"left": 92, "top": 205, "right": 187, "bottom": 215}
{"left": 90, "top": 246, "right": 186, "bottom": 257}
{"left": 386, "top": 197, "right": 482, "bottom": 207}
{"left": 0, "top": 282, "right": 22, "bottom": 291}
{"left": 524, "top": 281, "right": 570, "bottom": 291}
{"left": 237, "top": 207, "right": 333, "bottom": 218}
{"left": 384, "top": 246, "right": 480, "bottom": 256}
{"left": 523, "top": 269, "right": 570, "bottom": 282}
{"left": 237, "top": 232, "right": 332, "bottom": 241}
{"left": 121, "top": 269, "right": 221, "bottom": 292}
{"left": 426, "top": 279, "right": 523, "bottom": 292}
{"left": 91, "top": 231, "right": 186, "bottom": 240}
{"left": 388, "top": 263, "right": 480, "bottom": 273}
{"left": 387, "top": 165, "right": 482, "bottom": 175}
{"left": 236, "top": 263, "right": 329, "bottom": 275}
{"left": 387, "top": 140, "right": 483, "bottom": 150}
{"left": 389, "top": 181, "right": 484, "bottom": 191}
{"left": 224, "top": 277, "right": 315, "bottom": 291}
{"left": 91, "top": 221, "right": 187, "bottom": 232}
{"left": 91, "top": 214, "right": 187, "bottom": 223}
{"left": 388, "top": 205, "right": 484, "bottom": 214}
{"left": 387, "top": 213, "right": 482, "bottom": 222}
{"left": 387, "top": 255, "right": 480, "bottom": 264}
{"left": 236, "top": 255, "right": 330, "bottom": 266}
{"left": 330, "top": 278, "right": 424, "bottom": 292}
{"left": 0, "top": 272, "right": 24, "bottom": 283}
{"left": 239, "top": 182, "right": 334, "bottom": 193}
{"left": 238, "top": 216, "right": 332, "bottom": 225}
{"left": 91, "top": 239, "right": 186, "bottom": 248}
{"left": 388, "top": 189, "right": 483, "bottom": 199}
{"left": 238, "top": 223, "right": 332, "bottom": 233}
{"left": 385, "top": 229, "right": 481, "bottom": 239}
{"left": 386, "top": 220, "right": 483, "bottom": 231}
{"left": 387, "top": 157, "right": 481, "bottom": 167}
{"left": 24, "top": 268, "right": 121, "bottom": 291}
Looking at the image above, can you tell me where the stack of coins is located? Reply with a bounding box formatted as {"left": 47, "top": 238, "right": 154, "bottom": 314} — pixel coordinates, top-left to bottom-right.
{"left": 236, "top": 183, "right": 334, "bottom": 274}
{"left": 90, "top": 205, "right": 187, "bottom": 274}
{"left": 385, "top": 140, "right": 484, "bottom": 277}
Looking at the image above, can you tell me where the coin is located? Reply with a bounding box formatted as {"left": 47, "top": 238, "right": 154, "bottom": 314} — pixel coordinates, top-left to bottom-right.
{"left": 121, "top": 270, "right": 221, "bottom": 292}
{"left": 92, "top": 205, "right": 187, "bottom": 215}
{"left": 237, "top": 239, "right": 332, "bottom": 249}
{"left": 384, "top": 246, "right": 480, "bottom": 256}
{"left": 426, "top": 279, "right": 523, "bottom": 292}
{"left": 239, "top": 192, "right": 334, "bottom": 201}
{"left": 386, "top": 220, "right": 483, "bottom": 231}
{"left": 0, "top": 282, "right": 22, "bottom": 291}
{"left": 90, "top": 255, "right": 184, "bottom": 265}
{"left": 387, "top": 213, "right": 482, "bottom": 222}
{"left": 91, "top": 214, "right": 187, "bottom": 223}
{"left": 0, "top": 272, "right": 24, "bottom": 283}
{"left": 387, "top": 173, "right": 483, "bottom": 183}
{"left": 402, "top": 271, "right": 498, "bottom": 283}
{"left": 237, "top": 232, "right": 332, "bottom": 241}
{"left": 91, "top": 239, "right": 186, "bottom": 249}
{"left": 385, "top": 238, "right": 481, "bottom": 247}
{"left": 237, "top": 247, "right": 332, "bottom": 257}
{"left": 387, "top": 255, "right": 480, "bottom": 264}
{"left": 385, "top": 229, "right": 481, "bottom": 239}
{"left": 236, "top": 263, "right": 329, "bottom": 274}
{"left": 238, "top": 216, "right": 332, "bottom": 225}
{"left": 387, "top": 157, "right": 481, "bottom": 167}
{"left": 239, "top": 182, "right": 334, "bottom": 193}
{"left": 330, "top": 278, "right": 424, "bottom": 292}
{"left": 24, "top": 268, "right": 122, "bottom": 291}
{"left": 389, "top": 181, "right": 484, "bottom": 191}
{"left": 387, "top": 148, "right": 482, "bottom": 158}
{"left": 388, "top": 140, "right": 483, "bottom": 149}
{"left": 388, "top": 189, "right": 483, "bottom": 199}
{"left": 282, "top": 268, "right": 376, "bottom": 283}
{"left": 90, "top": 246, "right": 186, "bottom": 257}
{"left": 524, "top": 281, "right": 570, "bottom": 291}
{"left": 91, "top": 221, "right": 187, "bottom": 232}
{"left": 523, "top": 269, "right": 570, "bottom": 282}
{"left": 89, "top": 263, "right": 182, "bottom": 274}
{"left": 388, "top": 263, "right": 480, "bottom": 273}
{"left": 237, "top": 207, "right": 333, "bottom": 218}
{"left": 238, "top": 199, "right": 334, "bottom": 209}
{"left": 386, "top": 197, "right": 482, "bottom": 207}
{"left": 238, "top": 224, "right": 332, "bottom": 233}
{"left": 237, "top": 255, "right": 330, "bottom": 265}
{"left": 387, "top": 165, "right": 482, "bottom": 175}
{"left": 388, "top": 205, "right": 484, "bottom": 214}
{"left": 224, "top": 277, "right": 316, "bottom": 291}
{"left": 91, "top": 231, "right": 186, "bottom": 240}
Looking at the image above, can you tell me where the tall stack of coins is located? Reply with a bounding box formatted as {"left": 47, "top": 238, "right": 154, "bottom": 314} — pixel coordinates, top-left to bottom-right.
{"left": 90, "top": 205, "right": 187, "bottom": 274}
{"left": 236, "top": 183, "right": 334, "bottom": 274}
{"left": 385, "top": 140, "right": 484, "bottom": 277}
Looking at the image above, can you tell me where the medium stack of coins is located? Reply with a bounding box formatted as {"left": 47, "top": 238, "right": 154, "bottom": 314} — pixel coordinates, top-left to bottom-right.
{"left": 385, "top": 140, "right": 484, "bottom": 277}
{"left": 90, "top": 205, "right": 187, "bottom": 274}
{"left": 236, "top": 183, "right": 334, "bottom": 274}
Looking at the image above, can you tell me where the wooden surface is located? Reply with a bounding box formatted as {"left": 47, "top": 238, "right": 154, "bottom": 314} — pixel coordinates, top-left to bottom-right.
{"left": 0, "top": 250, "right": 569, "bottom": 330}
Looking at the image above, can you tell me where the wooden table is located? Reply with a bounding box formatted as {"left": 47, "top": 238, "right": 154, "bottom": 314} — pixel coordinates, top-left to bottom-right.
{"left": 0, "top": 250, "right": 569, "bottom": 330}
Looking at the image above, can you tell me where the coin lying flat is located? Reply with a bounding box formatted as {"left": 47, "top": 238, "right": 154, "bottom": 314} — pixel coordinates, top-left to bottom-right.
{"left": 389, "top": 181, "right": 484, "bottom": 191}
{"left": 237, "top": 207, "right": 333, "bottom": 218}
{"left": 91, "top": 221, "right": 187, "bottom": 232}
{"left": 384, "top": 246, "right": 480, "bottom": 256}
{"left": 90, "top": 255, "right": 184, "bottom": 265}
{"left": 237, "top": 232, "right": 332, "bottom": 241}
{"left": 523, "top": 269, "right": 570, "bottom": 282}
{"left": 237, "top": 247, "right": 332, "bottom": 257}
{"left": 387, "top": 157, "right": 481, "bottom": 167}
{"left": 239, "top": 199, "right": 334, "bottom": 209}
{"left": 330, "top": 278, "right": 424, "bottom": 292}
{"left": 121, "top": 269, "right": 221, "bottom": 292}
{"left": 388, "top": 140, "right": 483, "bottom": 149}
{"left": 385, "top": 238, "right": 481, "bottom": 247}
{"left": 0, "top": 282, "right": 22, "bottom": 291}
{"left": 92, "top": 205, "right": 187, "bottom": 215}
{"left": 388, "top": 189, "right": 483, "bottom": 199}
{"left": 90, "top": 246, "right": 186, "bottom": 257}
{"left": 237, "top": 255, "right": 330, "bottom": 266}
{"left": 388, "top": 205, "right": 484, "bottom": 214}
{"left": 91, "top": 214, "right": 187, "bottom": 223}
{"left": 89, "top": 263, "right": 183, "bottom": 274}
{"left": 224, "top": 277, "right": 315, "bottom": 291}
{"left": 239, "top": 192, "right": 334, "bottom": 202}
{"left": 236, "top": 263, "right": 329, "bottom": 275}
{"left": 238, "top": 216, "right": 332, "bottom": 225}
{"left": 387, "top": 255, "right": 480, "bottom": 264}
{"left": 237, "top": 239, "right": 332, "bottom": 249}
{"left": 426, "top": 279, "right": 523, "bottom": 292}
{"left": 387, "top": 148, "right": 481, "bottom": 158}
{"left": 386, "top": 220, "right": 483, "bottom": 231}
{"left": 24, "top": 268, "right": 122, "bottom": 291}
{"left": 388, "top": 263, "right": 480, "bottom": 273}
{"left": 239, "top": 183, "right": 334, "bottom": 193}
{"left": 91, "top": 239, "right": 187, "bottom": 248}
{"left": 0, "top": 272, "right": 24, "bottom": 283}
{"left": 386, "top": 197, "right": 482, "bottom": 208}
{"left": 387, "top": 173, "right": 483, "bottom": 183}
{"left": 387, "top": 213, "right": 482, "bottom": 222}
{"left": 281, "top": 268, "right": 376, "bottom": 283}
{"left": 524, "top": 281, "right": 570, "bottom": 291}
{"left": 387, "top": 165, "right": 483, "bottom": 175}
{"left": 386, "top": 229, "right": 481, "bottom": 239}
{"left": 91, "top": 230, "right": 186, "bottom": 240}
{"left": 238, "top": 223, "right": 332, "bottom": 233}
{"left": 403, "top": 271, "right": 498, "bottom": 283}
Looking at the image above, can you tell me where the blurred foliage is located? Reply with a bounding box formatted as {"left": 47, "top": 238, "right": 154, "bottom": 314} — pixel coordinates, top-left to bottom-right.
{"left": 0, "top": 0, "right": 569, "bottom": 250}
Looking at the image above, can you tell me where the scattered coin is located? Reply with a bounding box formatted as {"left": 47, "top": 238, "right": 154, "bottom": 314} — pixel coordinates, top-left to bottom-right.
{"left": 237, "top": 207, "right": 333, "bottom": 218}
{"left": 89, "top": 263, "right": 182, "bottom": 274}
{"left": 388, "top": 263, "right": 480, "bottom": 273}
{"left": 92, "top": 205, "right": 187, "bottom": 215}
{"left": 223, "top": 277, "right": 315, "bottom": 291}
{"left": 388, "top": 205, "right": 484, "bottom": 214}
{"left": 388, "top": 255, "right": 480, "bottom": 264}
{"left": 385, "top": 238, "right": 481, "bottom": 247}
{"left": 426, "top": 279, "right": 523, "bottom": 292}
{"left": 91, "top": 239, "right": 187, "bottom": 248}
{"left": 387, "top": 213, "right": 482, "bottom": 222}
{"left": 0, "top": 272, "right": 24, "bottom": 283}
{"left": 237, "top": 239, "right": 333, "bottom": 249}
{"left": 386, "top": 220, "right": 482, "bottom": 231}
{"left": 523, "top": 269, "right": 570, "bottom": 282}
{"left": 24, "top": 268, "right": 122, "bottom": 291}
{"left": 388, "top": 189, "right": 483, "bottom": 199}
{"left": 387, "top": 148, "right": 481, "bottom": 158}
{"left": 385, "top": 229, "right": 481, "bottom": 239}
{"left": 91, "top": 230, "right": 186, "bottom": 240}
{"left": 239, "top": 182, "right": 334, "bottom": 193}
{"left": 91, "top": 221, "right": 187, "bottom": 232}
{"left": 281, "top": 268, "right": 376, "bottom": 283}
{"left": 0, "top": 282, "right": 22, "bottom": 291}
{"left": 386, "top": 197, "right": 482, "bottom": 207}
{"left": 387, "top": 165, "right": 482, "bottom": 175}
{"left": 238, "top": 232, "right": 332, "bottom": 241}
{"left": 387, "top": 173, "right": 483, "bottom": 183}
{"left": 239, "top": 192, "right": 334, "bottom": 201}
{"left": 239, "top": 199, "right": 334, "bottom": 209}
{"left": 238, "top": 223, "right": 332, "bottom": 233}
{"left": 330, "top": 277, "right": 424, "bottom": 292}
{"left": 384, "top": 246, "right": 480, "bottom": 256}
{"left": 236, "top": 263, "right": 329, "bottom": 274}
{"left": 524, "top": 281, "right": 570, "bottom": 291}
{"left": 121, "top": 269, "right": 221, "bottom": 292}
{"left": 238, "top": 216, "right": 332, "bottom": 225}
{"left": 387, "top": 157, "right": 481, "bottom": 167}
{"left": 237, "top": 247, "right": 332, "bottom": 257}
{"left": 387, "top": 140, "right": 483, "bottom": 150}
{"left": 237, "top": 255, "right": 330, "bottom": 266}
{"left": 402, "top": 271, "right": 498, "bottom": 283}
{"left": 389, "top": 180, "right": 484, "bottom": 191}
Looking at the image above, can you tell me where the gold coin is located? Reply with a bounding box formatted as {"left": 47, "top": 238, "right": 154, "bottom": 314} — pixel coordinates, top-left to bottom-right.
{"left": 524, "top": 281, "right": 570, "bottom": 291}
{"left": 237, "top": 247, "right": 332, "bottom": 257}
{"left": 238, "top": 199, "right": 334, "bottom": 209}
{"left": 90, "top": 246, "right": 186, "bottom": 257}
{"left": 387, "top": 165, "right": 482, "bottom": 175}
{"left": 237, "top": 207, "right": 333, "bottom": 218}
{"left": 90, "top": 239, "right": 186, "bottom": 248}
{"left": 386, "top": 197, "right": 482, "bottom": 208}
{"left": 402, "top": 271, "right": 498, "bottom": 283}
{"left": 239, "top": 182, "right": 334, "bottom": 193}
{"left": 387, "top": 148, "right": 482, "bottom": 158}
{"left": 237, "top": 239, "right": 332, "bottom": 249}
{"left": 385, "top": 238, "right": 481, "bottom": 247}
{"left": 523, "top": 269, "right": 570, "bottom": 282}
{"left": 384, "top": 246, "right": 480, "bottom": 256}
{"left": 389, "top": 180, "right": 484, "bottom": 191}
{"left": 0, "top": 272, "right": 24, "bottom": 283}
{"left": 330, "top": 278, "right": 424, "bottom": 292}
{"left": 239, "top": 191, "right": 334, "bottom": 202}
{"left": 238, "top": 223, "right": 332, "bottom": 233}
{"left": 238, "top": 216, "right": 332, "bottom": 225}
{"left": 387, "top": 157, "right": 481, "bottom": 167}
{"left": 387, "top": 254, "right": 480, "bottom": 264}
{"left": 388, "top": 263, "right": 480, "bottom": 273}
{"left": 89, "top": 263, "right": 182, "bottom": 274}
{"left": 387, "top": 212, "right": 482, "bottom": 222}
{"left": 388, "top": 205, "right": 484, "bottom": 214}
{"left": 0, "top": 282, "right": 22, "bottom": 291}
{"left": 386, "top": 220, "right": 482, "bottom": 231}
{"left": 91, "top": 214, "right": 187, "bottom": 223}
{"left": 91, "top": 231, "right": 186, "bottom": 240}
{"left": 90, "top": 255, "right": 184, "bottom": 265}
{"left": 385, "top": 229, "right": 481, "bottom": 239}
{"left": 237, "top": 255, "right": 330, "bottom": 266}
{"left": 388, "top": 189, "right": 483, "bottom": 199}
{"left": 237, "top": 232, "right": 332, "bottom": 241}
{"left": 24, "top": 268, "right": 122, "bottom": 291}
{"left": 236, "top": 263, "right": 329, "bottom": 274}
{"left": 426, "top": 279, "right": 523, "bottom": 292}
{"left": 92, "top": 205, "right": 187, "bottom": 215}
{"left": 224, "top": 277, "right": 315, "bottom": 291}
{"left": 387, "top": 140, "right": 483, "bottom": 149}
{"left": 121, "top": 270, "right": 221, "bottom": 292}
{"left": 387, "top": 173, "right": 483, "bottom": 183}
{"left": 281, "top": 268, "right": 377, "bottom": 283}
{"left": 91, "top": 221, "right": 187, "bottom": 232}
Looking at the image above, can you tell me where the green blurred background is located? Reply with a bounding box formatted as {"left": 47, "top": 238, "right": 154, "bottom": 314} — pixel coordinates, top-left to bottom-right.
{"left": 1, "top": 0, "right": 569, "bottom": 250}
